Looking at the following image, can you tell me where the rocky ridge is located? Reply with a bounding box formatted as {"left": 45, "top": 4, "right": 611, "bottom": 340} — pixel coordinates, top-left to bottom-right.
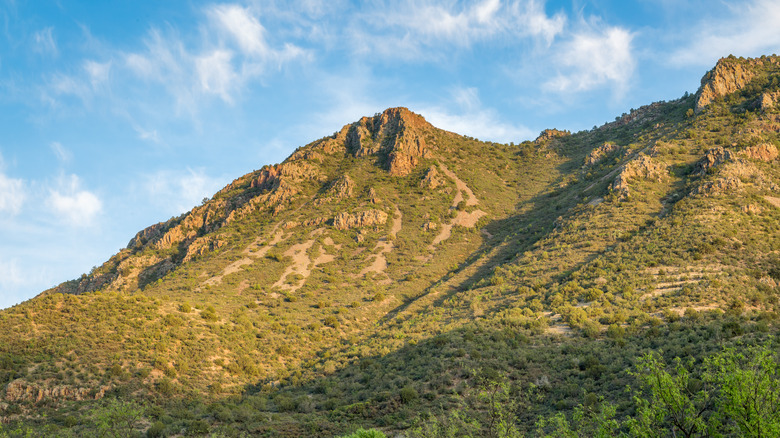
{"left": 42, "top": 107, "right": 442, "bottom": 298}
{"left": 696, "top": 55, "right": 780, "bottom": 112}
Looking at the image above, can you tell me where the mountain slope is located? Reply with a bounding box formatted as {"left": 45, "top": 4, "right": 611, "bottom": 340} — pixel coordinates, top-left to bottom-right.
{"left": 1, "top": 55, "right": 780, "bottom": 436}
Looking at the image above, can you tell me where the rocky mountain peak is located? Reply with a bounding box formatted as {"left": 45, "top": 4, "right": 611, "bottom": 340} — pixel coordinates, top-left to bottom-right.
{"left": 344, "top": 107, "right": 435, "bottom": 176}
{"left": 695, "top": 55, "right": 780, "bottom": 112}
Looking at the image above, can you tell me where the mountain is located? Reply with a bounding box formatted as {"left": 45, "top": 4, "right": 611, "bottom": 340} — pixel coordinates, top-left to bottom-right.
{"left": 2, "top": 55, "right": 780, "bottom": 437}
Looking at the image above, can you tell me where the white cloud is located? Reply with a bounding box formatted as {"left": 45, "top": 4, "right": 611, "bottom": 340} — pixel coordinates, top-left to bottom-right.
{"left": 209, "top": 4, "right": 269, "bottom": 56}
{"left": 47, "top": 174, "right": 102, "bottom": 226}
{"left": 196, "top": 50, "right": 237, "bottom": 103}
{"left": 50, "top": 142, "right": 72, "bottom": 163}
{"left": 350, "top": 0, "right": 566, "bottom": 58}
{"left": 120, "top": 5, "right": 307, "bottom": 111}
{"left": 510, "top": 0, "right": 566, "bottom": 45}
{"left": 133, "top": 126, "right": 161, "bottom": 143}
{"left": 545, "top": 25, "right": 635, "bottom": 94}
{"left": 0, "top": 172, "right": 25, "bottom": 216}
{"left": 0, "top": 258, "right": 26, "bottom": 290}
{"left": 0, "top": 153, "right": 25, "bottom": 215}
{"left": 84, "top": 60, "right": 111, "bottom": 89}
{"left": 46, "top": 60, "right": 112, "bottom": 105}
{"left": 33, "top": 27, "right": 57, "bottom": 55}
{"left": 142, "top": 168, "right": 224, "bottom": 215}
{"left": 50, "top": 73, "right": 91, "bottom": 102}
{"left": 669, "top": 0, "right": 780, "bottom": 66}
{"left": 417, "top": 87, "right": 534, "bottom": 142}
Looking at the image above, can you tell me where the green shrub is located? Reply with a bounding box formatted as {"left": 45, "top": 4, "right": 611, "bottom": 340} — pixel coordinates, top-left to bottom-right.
{"left": 324, "top": 316, "right": 339, "bottom": 328}
{"left": 146, "top": 421, "right": 166, "bottom": 438}
{"left": 337, "top": 428, "right": 387, "bottom": 438}
{"left": 399, "top": 386, "right": 418, "bottom": 404}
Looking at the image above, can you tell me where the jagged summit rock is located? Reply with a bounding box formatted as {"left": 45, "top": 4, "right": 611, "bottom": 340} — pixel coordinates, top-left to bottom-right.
{"left": 534, "top": 128, "right": 570, "bottom": 143}
{"left": 695, "top": 55, "right": 780, "bottom": 112}
{"left": 344, "top": 107, "right": 435, "bottom": 176}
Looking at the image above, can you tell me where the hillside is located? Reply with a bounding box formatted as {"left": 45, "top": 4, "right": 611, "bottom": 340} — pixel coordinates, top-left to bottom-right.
{"left": 1, "top": 55, "right": 780, "bottom": 437}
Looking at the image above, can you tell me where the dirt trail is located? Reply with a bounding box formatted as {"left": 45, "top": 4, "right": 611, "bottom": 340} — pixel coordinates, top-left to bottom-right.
{"left": 430, "top": 164, "right": 486, "bottom": 248}
{"left": 244, "top": 222, "right": 286, "bottom": 257}
{"left": 439, "top": 164, "right": 478, "bottom": 206}
{"left": 642, "top": 264, "right": 725, "bottom": 299}
{"left": 361, "top": 206, "right": 402, "bottom": 282}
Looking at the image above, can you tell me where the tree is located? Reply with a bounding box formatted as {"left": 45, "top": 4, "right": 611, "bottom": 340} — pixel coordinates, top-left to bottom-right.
{"left": 90, "top": 398, "right": 145, "bottom": 438}
{"left": 705, "top": 343, "right": 780, "bottom": 437}
{"left": 627, "top": 354, "right": 716, "bottom": 437}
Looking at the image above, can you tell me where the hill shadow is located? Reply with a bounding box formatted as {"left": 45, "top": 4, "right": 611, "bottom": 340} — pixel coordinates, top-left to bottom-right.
{"left": 376, "top": 134, "right": 604, "bottom": 323}
{"left": 232, "top": 314, "right": 736, "bottom": 437}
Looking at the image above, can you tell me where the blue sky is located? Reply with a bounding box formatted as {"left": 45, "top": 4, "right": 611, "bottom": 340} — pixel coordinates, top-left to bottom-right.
{"left": 1, "top": 0, "right": 779, "bottom": 309}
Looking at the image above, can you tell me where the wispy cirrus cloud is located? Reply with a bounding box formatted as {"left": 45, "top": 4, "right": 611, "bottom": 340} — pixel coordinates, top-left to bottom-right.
{"left": 49, "top": 141, "right": 72, "bottom": 164}
{"left": 209, "top": 4, "right": 271, "bottom": 56}
{"left": 417, "top": 87, "right": 534, "bottom": 142}
{"left": 339, "top": 0, "right": 632, "bottom": 95}
{"left": 0, "top": 172, "right": 25, "bottom": 216}
{"left": 140, "top": 168, "right": 225, "bottom": 216}
{"left": 33, "top": 26, "right": 57, "bottom": 56}
{"left": 37, "top": 3, "right": 308, "bottom": 119}
{"left": 124, "top": 4, "right": 308, "bottom": 109}
{"left": 669, "top": 0, "right": 780, "bottom": 66}
{"left": 0, "top": 153, "right": 25, "bottom": 216}
{"left": 348, "top": 0, "right": 566, "bottom": 59}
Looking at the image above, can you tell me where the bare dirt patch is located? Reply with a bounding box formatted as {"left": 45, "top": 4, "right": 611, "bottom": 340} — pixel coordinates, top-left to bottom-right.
{"left": 429, "top": 166, "right": 486, "bottom": 247}
{"left": 439, "top": 164, "right": 478, "bottom": 206}
{"left": 360, "top": 206, "right": 402, "bottom": 283}
{"left": 765, "top": 196, "right": 780, "bottom": 208}
{"left": 431, "top": 223, "right": 454, "bottom": 246}
{"left": 273, "top": 228, "right": 338, "bottom": 292}
{"left": 203, "top": 258, "right": 254, "bottom": 286}
{"left": 273, "top": 240, "right": 316, "bottom": 291}
{"left": 202, "top": 226, "right": 288, "bottom": 287}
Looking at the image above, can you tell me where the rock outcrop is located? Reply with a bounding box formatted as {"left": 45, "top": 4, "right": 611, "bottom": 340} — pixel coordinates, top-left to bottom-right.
{"left": 330, "top": 175, "right": 355, "bottom": 199}
{"left": 742, "top": 143, "right": 778, "bottom": 162}
{"left": 585, "top": 143, "right": 620, "bottom": 166}
{"left": 694, "top": 177, "right": 742, "bottom": 196}
{"left": 127, "top": 217, "right": 180, "bottom": 249}
{"left": 695, "top": 147, "right": 735, "bottom": 175}
{"left": 344, "top": 107, "right": 435, "bottom": 176}
{"left": 602, "top": 102, "right": 666, "bottom": 129}
{"left": 612, "top": 155, "right": 667, "bottom": 198}
{"left": 696, "top": 57, "right": 754, "bottom": 112}
{"left": 756, "top": 91, "right": 780, "bottom": 110}
{"left": 420, "top": 165, "right": 444, "bottom": 189}
{"left": 534, "top": 129, "right": 570, "bottom": 144}
{"left": 183, "top": 235, "right": 227, "bottom": 262}
{"left": 694, "top": 56, "right": 780, "bottom": 112}
{"left": 333, "top": 210, "right": 388, "bottom": 230}
{"left": 4, "top": 379, "right": 108, "bottom": 403}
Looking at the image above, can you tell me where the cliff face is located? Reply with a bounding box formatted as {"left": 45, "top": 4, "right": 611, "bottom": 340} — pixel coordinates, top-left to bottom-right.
{"left": 695, "top": 55, "right": 780, "bottom": 112}
{"left": 345, "top": 107, "right": 436, "bottom": 176}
